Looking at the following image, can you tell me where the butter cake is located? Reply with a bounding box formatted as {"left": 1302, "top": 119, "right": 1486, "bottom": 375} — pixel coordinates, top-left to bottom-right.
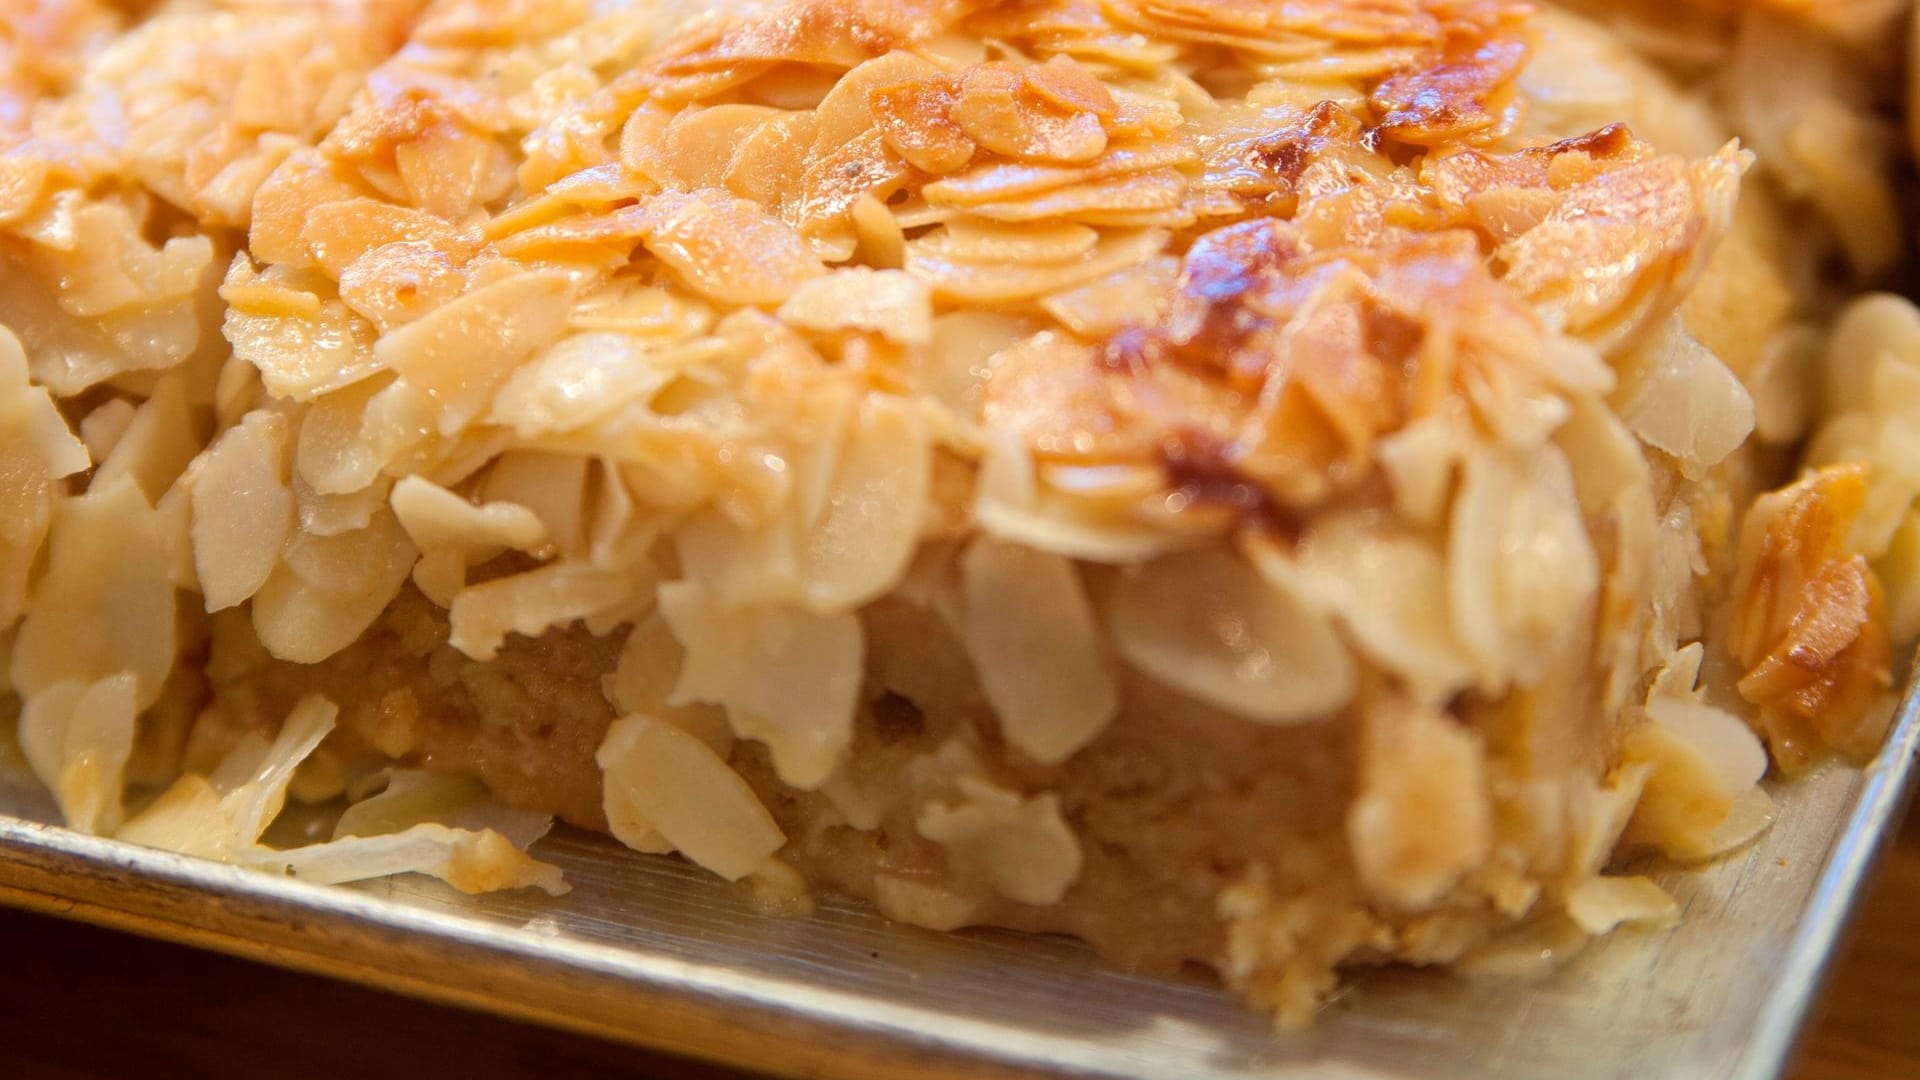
{"left": 0, "top": 0, "right": 1914, "bottom": 1024}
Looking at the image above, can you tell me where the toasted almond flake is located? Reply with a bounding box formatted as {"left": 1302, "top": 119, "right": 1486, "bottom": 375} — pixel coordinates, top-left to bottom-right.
{"left": 659, "top": 581, "right": 861, "bottom": 790}
{"left": 336, "top": 770, "right": 553, "bottom": 851}
{"left": 188, "top": 410, "right": 295, "bottom": 611}
{"left": 601, "top": 766, "right": 676, "bottom": 856}
{"left": 973, "top": 433, "right": 1184, "bottom": 563}
{"left": 1454, "top": 914, "right": 1595, "bottom": 980}
{"left": 390, "top": 475, "right": 549, "bottom": 556}
{"left": 1111, "top": 548, "right": 1355, "bottom": 724}
{"left": 0, "top": 332, "right": 90, "bottom": 481}
{"left": 449, "top": 560, "right": 651, "bottom": 662}
{"left": 221, "top": 694, "right": 340, "bottom": 844}
{"left": 1621, "top": 649, "right": 1773, "bottom": 862}
{"left": 295, "top": 472, "right": 392, "bottom": 538}
{"left": 1347, "top": 699, "right": 1493, "bottom": 909}
{"left": 0, "top": 328, "right": 83, "bottom": 625}
{"left": 778, "top": 268, "right": 933, "bottom": 346}
{"left": 1565, "top": 876, "right": 1678, "bottom": 935}
{"left": 265, "top": 825, "right": 569, "bottom": 895}
{"left": 222, "top": 260, "right": 384, "bottom": 402}
{"left": 1645, "top": 697, "right": 1768, "bottom": 796}
{"left": 375, "top": 270, "right": 576, "bottom": 435}
{"left": 294, "top": 375, "right": 393, "bottom": 496}
{"left": 1277, "top": 514, "right": 1475, "bottom": 705}
{"left": 907, "top": 226, "right": 1169, "bottom": 304}
{"left": 608, "top": 612, "right": 735, "bottom": 756}
{"left": 673, "top": 507, "right": 805, "bottom": 608}
{"left": 79, "top": 398, "right": 138, "bottom": 463}
{"left": 801, "top": 395, "right": 930, "bottom": 612}
{"left": 596, "top": 713, "right": 786, "bottom": 881}
{"left": 1616, "top": 321, "right": 1756, "bottom": 480}
{"left": 661, "top": 104, "right": 784, "bottom": 187}
{"left": 13, "top": 478, "right": 175, "bottom": 709}
{"left": 1728, "top": 464, "right": 1893, "bottom": 766}
{"left": 1376, "top": 415, "right": 1471, "bottom": 527}
{"left": 116, "top": 774, "right": 234, "bottom": 860}
{"left": 1564, "top": 764, "right": 1653, "bottom": 885}
{"left": 93, "top": 376, "right": 202, "bottom": 502}
{"left": 251, "top": 510, "right": 417, "bottom": 664}
{"left": 18, "top": 673, "right": 138, "bottom": 836}
{"left": 1039, "top": 256, "right": 1178, "bottom": 338}
{"left": 960, "top": 537, "right": 1116, "bottom": 764}
{"left": 916, "top": 776, "right": 1083, "bottom": 906}
{"left": 638, "top": 189, "right": 825, "bottom": 306}
{"left": 920, "top": 219, "right": 1103, "bottom": 263}
{"left": 481, "top": 451, "right": 592, "bottom": 558}
{"left": 214, "top": 353, "right": 263, "bottom": 429}
{"left": 491, "top": 332, "right": 679, "bottom": 437}
{"left": 1449, "top": 444, "right": 1600, "bottom": 691}
{"left": 411, "top": 548, "right": 465, "bottom": 608}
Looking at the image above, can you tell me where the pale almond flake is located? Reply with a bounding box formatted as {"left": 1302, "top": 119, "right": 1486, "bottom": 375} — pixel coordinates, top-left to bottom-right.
{"left": 375, "top": 270, "right": 577, "bottom": 435}
{"left": 12, "top": 478, "right": 176, "bottom": 709}
{"left": 188, "top": 410, "right": 295, "bottom": 611}
{"left": 1110, "top": 548, "right": 1356, "bottom": 725}
{"left": 658, "top": 581, "right": 862, "bottom": 790}
{"left": 597, "top": 713, "right": 786, "bottom": 881}
{"left": 960, "top": 537, "right": 1117, "bottom": 764}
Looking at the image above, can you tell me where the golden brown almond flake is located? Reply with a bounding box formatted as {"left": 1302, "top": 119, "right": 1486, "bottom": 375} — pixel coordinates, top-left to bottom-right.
{"left": 1192, "top": 100, "right": 1385, "bottom": 219}
{"left": 870, "top": 57, "right": 1120, "bottom": 171}
{"left": 1369, "top": 15, "right": 1532, "bottom": 147}
{"left": 629, "top": 0, "right": 955, "bottom": 105}
{"left": 1730, "top": 464, "right": 1895, "bottom": 769}
{"left": 1056, "top": 223, "right": 1564, "bottom": 513}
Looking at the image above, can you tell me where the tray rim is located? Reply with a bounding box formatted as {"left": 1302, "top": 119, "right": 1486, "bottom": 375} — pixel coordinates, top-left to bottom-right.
{"left": 1, "top": 680, "right": 1917, "bottom": 1080}
{"left": 1729, "top": 680, "right": 1920, "bottom": 1080}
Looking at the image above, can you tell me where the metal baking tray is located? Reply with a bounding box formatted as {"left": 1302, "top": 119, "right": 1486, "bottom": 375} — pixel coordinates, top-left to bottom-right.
{"left": 2, "top": 678, "right": 1917, "bottom": 1080}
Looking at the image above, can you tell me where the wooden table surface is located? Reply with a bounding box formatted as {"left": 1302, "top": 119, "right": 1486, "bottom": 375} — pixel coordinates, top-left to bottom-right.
{"left": 5, "top": 820, "right": 1919, "bottom": 1080}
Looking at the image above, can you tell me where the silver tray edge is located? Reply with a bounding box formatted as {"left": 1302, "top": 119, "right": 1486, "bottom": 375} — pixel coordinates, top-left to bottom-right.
{"left": 1731, "top": 678, "right": 1920, "bottom": 1080}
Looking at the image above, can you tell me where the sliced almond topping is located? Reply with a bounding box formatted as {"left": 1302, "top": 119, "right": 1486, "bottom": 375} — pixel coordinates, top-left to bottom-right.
{"left": 390, "top": 475, "right": 549, "bottom": 556}
{"left": 916, "top": 776, "right": 1083, "bottom": 907}
{"left": 1277, "top": 513, "right": 1475, "bottom": 705}
{"left": 13, "top": 478, "right": 176, "bottom": 708}
{"left": 800, "top": 395, "right": 930, "bottom": 612}
{"left": 959, "top": 537, "right": 1116, "bottom": 764}
{"left": 93, "top": 376, "right": 202, "bottom": 502}
{"left": 778, "top": 268, "right": 933, "bottom": 346}
{"left": 1565, "top": 876, "right": 1678, "bottom": 936}
{"left": 18, "top": 673, "right": 138, "bottom": 836}
{"left": 188, "top": 410, "right": 295, "bottom": 611}
{"left": 658, "top": 581, "right": 862, "bottom": 790}
{"left": 375, "top": 270, "right": 576, "bottom": 435}
{"left": 251, "top": 508, "right": 417, "bottom": 664}
{"left": 1110, "top": 547, "right": 1355, "bottom": 724}
{"left": 596, "top": 713, "right": 786, "bottom": 881}
{"left": 1346, "top": 698, "right": 1493, "bottom": 909}
{"left": 449, "top": 560, "right": 650, "bottom": 662}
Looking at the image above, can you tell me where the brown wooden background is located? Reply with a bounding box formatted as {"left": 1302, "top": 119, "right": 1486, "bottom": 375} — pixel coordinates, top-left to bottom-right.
{"left": 4, "top": 819, "right": 1917, "bottom": 1080}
